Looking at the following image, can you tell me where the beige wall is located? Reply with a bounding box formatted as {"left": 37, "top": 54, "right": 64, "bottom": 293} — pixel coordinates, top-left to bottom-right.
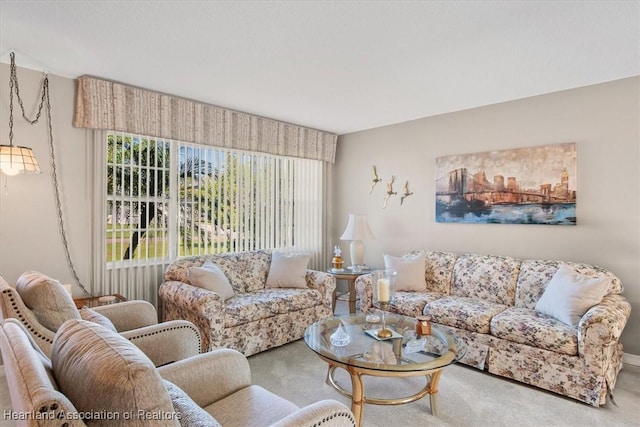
{"left": 333, "top": 77, "right": 640, "bottom": 356}
{"left": 0, "top": 64, "right": 93, "bottom": 295}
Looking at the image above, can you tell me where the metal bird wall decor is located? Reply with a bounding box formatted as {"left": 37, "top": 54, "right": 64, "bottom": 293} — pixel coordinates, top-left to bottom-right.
{"left": 400, "top": 180, "right": 414, "bottom": 205}
{"left": 369, "top": 165, "right": 382, "bottom": 194}
{"left": 368, "top": 164, "right": 415, "bottom": 207}
{"left": 383, "top": 176, "right": 397, "bottom": 208}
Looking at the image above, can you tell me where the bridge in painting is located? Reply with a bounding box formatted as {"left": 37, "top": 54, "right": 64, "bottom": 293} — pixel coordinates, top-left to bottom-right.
{"left": 435, "top": 168, "right": 574, "bottom": 206}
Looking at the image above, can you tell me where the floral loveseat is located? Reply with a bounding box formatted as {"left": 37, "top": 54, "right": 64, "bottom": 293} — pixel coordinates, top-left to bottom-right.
{"left": 159, "top": 250, "right": 336, "bottom": 356}
{"left": 355, "top": 251, "right": 631, "bottom": 406}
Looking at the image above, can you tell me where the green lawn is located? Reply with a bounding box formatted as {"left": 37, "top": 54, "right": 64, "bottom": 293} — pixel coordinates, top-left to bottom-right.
{"left": 106, "top": 237, "right": 224, "bottom": 261}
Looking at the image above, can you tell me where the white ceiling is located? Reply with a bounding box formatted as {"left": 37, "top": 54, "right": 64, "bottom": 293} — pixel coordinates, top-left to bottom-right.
{"left": 1, "top": 1, "right": 638, "bottom": 135}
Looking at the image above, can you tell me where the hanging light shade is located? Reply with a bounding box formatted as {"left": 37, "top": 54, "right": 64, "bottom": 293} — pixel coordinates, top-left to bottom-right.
{"left": 0, "top": 51, "right": 42, "bottom": 176}
{"left": 0, "top": 145, "right": 41, "bottom": 175}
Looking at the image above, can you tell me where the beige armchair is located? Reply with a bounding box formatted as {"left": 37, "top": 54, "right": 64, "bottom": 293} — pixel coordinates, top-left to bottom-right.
{"left": 0, "top": 318, "right": 356, "bottom": 427}
{"left": 0, "top": 272, "right": 201, "bottom": 367}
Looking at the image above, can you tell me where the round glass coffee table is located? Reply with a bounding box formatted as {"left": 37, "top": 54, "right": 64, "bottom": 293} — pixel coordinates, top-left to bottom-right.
{"left": 304, "top": 313, "right": 465, "bottom": 427}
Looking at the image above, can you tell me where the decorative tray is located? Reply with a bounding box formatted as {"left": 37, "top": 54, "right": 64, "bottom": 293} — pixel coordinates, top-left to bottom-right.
{"left": 364, "top": 329, "right": 403, "bottom": 341}
{"left": 347, "top": 266, "right": 371, "bottom": 272}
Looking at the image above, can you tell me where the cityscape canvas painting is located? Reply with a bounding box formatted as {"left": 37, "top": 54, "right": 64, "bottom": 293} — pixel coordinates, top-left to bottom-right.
{"left": 435, "top": 142, "right": 577, "bottom": 225}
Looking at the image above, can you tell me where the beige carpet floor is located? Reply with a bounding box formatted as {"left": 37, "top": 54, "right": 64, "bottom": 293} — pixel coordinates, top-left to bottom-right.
{"left": 248, "top": 339, "right": 640, "bottom": 427}
{"left": 246, "top": 301, "right": 640, "bottom": 427}
{"left": 0, "top": 300, "right": 638, "bottom": 426}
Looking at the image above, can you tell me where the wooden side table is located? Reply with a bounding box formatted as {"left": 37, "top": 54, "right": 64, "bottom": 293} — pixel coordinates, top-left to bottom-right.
{"left": 73, "top": 294, "right": 127, "bottom": 309}
{"left": 327, "top": 270, "right": 372, "bottom": 314}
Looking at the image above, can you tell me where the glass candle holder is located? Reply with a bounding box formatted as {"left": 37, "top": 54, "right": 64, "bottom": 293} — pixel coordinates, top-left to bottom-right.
{"left": 373, "top": 269, "right": 396, "bottom": 305}
{"left": 372, "top": 269, "right": 396, "bottom": 338}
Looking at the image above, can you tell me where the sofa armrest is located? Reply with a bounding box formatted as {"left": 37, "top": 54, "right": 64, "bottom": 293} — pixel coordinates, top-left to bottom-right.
{"left": 268, "top": 400, "right": 356, "bottom": 427}
{"left": 92, "top": 300, "right": 158, "bottom": 331}
{"left": 578, "top": 294, "right": 631, "bottom": 355}
{"left": 159, "top": 281, "right": 225, "bottom": 319}
{"left": 0, "top": 320, "right": 86, "bottom": 426}
{"left": 121, "top": 319, "right": 202, "bottom": 366}
{"left": 305, "top": 270, "right": 337, "bottom": 309}
{"left": 158, "top": 348, "right": 251, "bottom": 407}
{"left": 355, "top": 273, "right": 374, "bottom": 312}
{"left": 159, "top": 280, "right": 225, "bottom": 352}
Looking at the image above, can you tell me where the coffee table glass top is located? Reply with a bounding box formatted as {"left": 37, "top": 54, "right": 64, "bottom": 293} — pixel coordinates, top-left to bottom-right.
{"left": 304, "top": 313, "right": 465, "bottom": 373}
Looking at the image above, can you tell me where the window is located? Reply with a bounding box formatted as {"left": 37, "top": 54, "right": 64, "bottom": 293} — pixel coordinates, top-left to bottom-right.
{"left": 98, "top": 131, "right": 324, "bottom": 304}
{"left": 106, "top": 134, "right": 171, "bottom": 262}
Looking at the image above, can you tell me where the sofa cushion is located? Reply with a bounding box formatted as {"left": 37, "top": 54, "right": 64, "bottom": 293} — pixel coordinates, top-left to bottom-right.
{"left": 425, "top": 251, "right": 458, "bottom": 294}
{"left": 224, "top": 289, "right": 324, "bottom": 327}
{"left": 451, "top": 254, "right": 520, "bottom": 306}
{"left": 163, "top": 379, "right": 221, "bottom": 427}
{"left": 514, "top": 259, "right": 562, "bottom": 309}
{"left": 16, "top": 271, "right": 80, "bottom": 332}
{"left": 79, "top": 307, "right": 118, "bottom": 332}
{"left": 392, "top": 291, "right": 446, "bottom": 318}
{"left": 209, "top": 253, "right": 248, "bottom": 293}
{"left": 188, "top": 262, "right": 235, "bottom": 300}
{"left": 51, "top": 319, "right": 178, "bottom": 427}
{"left": 236, "top": 250, "right": 272, "bottom": 292}
{"left": 568, "top": 262, "right": 623, "bottom": 295}
{"left": 266, "top": 251, "right": 310, "bottom": 289}
{"left": 424, "top": 296, "right": 509, "bottom": 334}
{"left": 383, "top": 252, "right": 427, "bottom": 291}
{"left": 164, "top": 255, "right": 208, "bottom": 283}
{"left": 490, "top": 307, "right": 578, "bottom": 356}
{"left": 205, "top": 385, "right": 299, "bottom": 426}
{"left": 535, "top": 264, "right": 610, "bottom": 327}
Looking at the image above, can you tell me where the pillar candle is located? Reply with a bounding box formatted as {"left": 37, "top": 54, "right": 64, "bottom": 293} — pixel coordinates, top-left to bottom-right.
{"left": 377, "top": 278, "right": 390, "bottom": 302}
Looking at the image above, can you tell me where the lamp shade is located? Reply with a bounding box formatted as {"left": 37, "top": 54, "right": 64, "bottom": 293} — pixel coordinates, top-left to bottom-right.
{"left": 340, "top": 214, "right": 375, "bottom": 241}
{"left": 340, "top": 214, "right": 375, "bottom": 267}
{"left": 0, "top": 145, "right": 41, "bottom": 175}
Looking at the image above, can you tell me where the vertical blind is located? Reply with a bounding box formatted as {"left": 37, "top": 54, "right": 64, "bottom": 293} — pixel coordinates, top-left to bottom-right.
{"left": 94, "top": 131, "right": 325, "bottom": 305}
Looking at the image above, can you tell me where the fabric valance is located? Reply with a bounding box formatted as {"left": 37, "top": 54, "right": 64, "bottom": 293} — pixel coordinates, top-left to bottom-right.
{"left": 73, "top": 75, "right": 337, "bottom": 163}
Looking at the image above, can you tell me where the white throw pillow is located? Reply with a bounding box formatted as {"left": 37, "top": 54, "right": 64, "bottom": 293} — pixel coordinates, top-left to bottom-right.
{"left": 383, "top": 252, "right": 427, "bottom": 291}
{"left": 188, "top": 262, "right": 235, "bottom": 300}
{"left": 265, "top": 251, "right": 310, "bottom": 289}
{"left": 535, "top": 263, "right": 610, "bottom": 327}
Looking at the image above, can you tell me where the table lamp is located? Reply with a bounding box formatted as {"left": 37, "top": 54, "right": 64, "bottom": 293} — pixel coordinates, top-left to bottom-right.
{"left": 340, "top": 214, "right": 375, "bottom": 267}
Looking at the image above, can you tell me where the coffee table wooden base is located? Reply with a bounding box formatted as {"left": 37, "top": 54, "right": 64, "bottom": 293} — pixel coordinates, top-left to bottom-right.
{"left": 321, "top": 357, "right": 444, "bottom": 427}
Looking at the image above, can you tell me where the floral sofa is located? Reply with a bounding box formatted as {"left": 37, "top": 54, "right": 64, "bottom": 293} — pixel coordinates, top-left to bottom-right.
{"left": 159, "top": 250, "right": 336, "bottom": 356}
{"left": 355, "top": 251, "right": 631, "bottom": 406}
